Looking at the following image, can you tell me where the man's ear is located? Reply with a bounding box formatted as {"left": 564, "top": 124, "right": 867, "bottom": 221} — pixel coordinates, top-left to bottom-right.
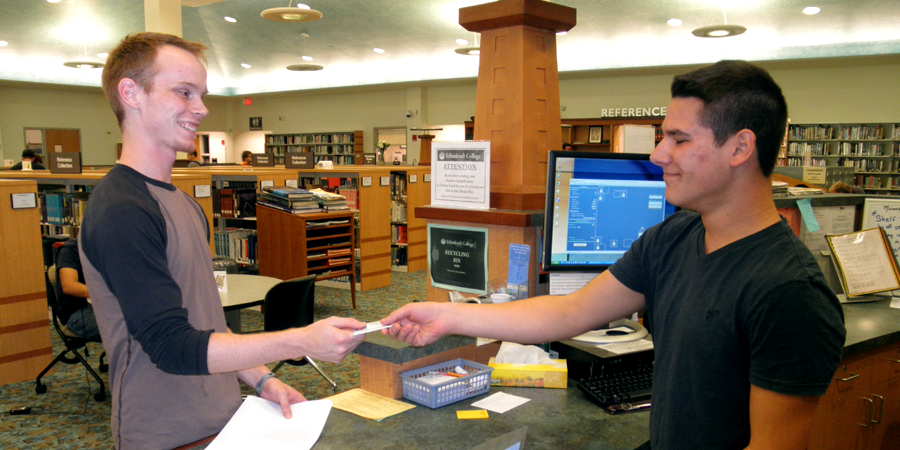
{"left": 729, "top": 129, "right": 756, "bottom": 168}
{"left": 118, "top": 79, "right": 140, "bottom": 109}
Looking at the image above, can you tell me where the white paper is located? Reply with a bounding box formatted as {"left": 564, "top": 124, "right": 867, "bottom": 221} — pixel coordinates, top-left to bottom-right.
{"left": 206, "top": 397, "right": 332, "bottom": 450}
{"left": 549, "top": 272, "right": 599, "bottom": 295}
{"left": 495, "top": 342, "right": 558, "bottom": 365}
{"left": 597, "top": 339, "right": 655, "bottom": 355}
{"left": 471, "top": 392, "right": 531, "bottom": 414}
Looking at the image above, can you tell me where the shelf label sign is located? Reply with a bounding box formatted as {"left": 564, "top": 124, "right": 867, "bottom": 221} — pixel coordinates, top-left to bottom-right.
{"left": 252, "top": 153, "right": 275, "bottom": 167}
{"left": 803, "top": 167, "right": 827, "bottom": 185}
{"left": 600, "top": 106, "right": 667, "bottom": 118}
{"left": 49, "top": 152, "right": 82, "bottom": 174}
{"left": 428, "top": 224, "right": 488, "bottom": 295}
{"left": 285, "top": 152, "right": 315, "bottom": 169}
{"left": 431, "top": 141, "right": 491, "bottom": 210}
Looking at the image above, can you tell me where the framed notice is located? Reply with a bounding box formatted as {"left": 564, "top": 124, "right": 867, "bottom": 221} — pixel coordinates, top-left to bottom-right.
{"left": 431, "top": 141, "right": 490, "bottom": 210}
{"left": 428, "top": 224, "right": 488, "bottom": 295}
{"left": 827, "top": 228, "right": 900, "bottom": 297}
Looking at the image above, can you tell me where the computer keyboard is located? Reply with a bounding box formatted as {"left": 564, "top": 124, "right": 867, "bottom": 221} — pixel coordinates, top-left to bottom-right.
{"left": 574, "top": 362, "right": 653, "bottom": 414}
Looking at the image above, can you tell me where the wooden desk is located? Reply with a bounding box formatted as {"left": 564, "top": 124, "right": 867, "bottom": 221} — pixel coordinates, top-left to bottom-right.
{"left": 219, "top": 274, "right": 281, "bottom": 333}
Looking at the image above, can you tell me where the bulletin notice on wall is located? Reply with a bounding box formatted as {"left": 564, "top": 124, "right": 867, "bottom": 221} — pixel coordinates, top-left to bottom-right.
{"left": 431, "top": 141, "right": 491, "bottom": 210}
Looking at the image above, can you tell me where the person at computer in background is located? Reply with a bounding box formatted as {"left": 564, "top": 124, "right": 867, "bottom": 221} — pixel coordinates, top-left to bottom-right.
{"left": 186, "top": 150, "right": 203, "bottom": 167}
{"left": 10, "top": 149, "right": 47, "bottom": 170}
{"left": 79, "top": 32, "right": 367, "bottom": 450}
{"left": 56, "top": 239, "right": 101, "bottom": 341}
{"left": 241, "top": 150, "right": 253, "bottom": 166}
{"left": 382, "top": 60, "right": 846, "bottom": 450}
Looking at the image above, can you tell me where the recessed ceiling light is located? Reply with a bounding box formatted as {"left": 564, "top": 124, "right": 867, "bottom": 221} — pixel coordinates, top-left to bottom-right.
{"left": 97, "top": 52, "right": 108, "bottom": 58}
{"left": 224, "top": 16, "right": 237, "bottom": 23}
{"left": 373, "top": 48, "right": 385, "bottom": 54}
{"left": 0, "top": 41, "right": 8, "bottom": 47}
{"left": 668, "top": 18, "right": 683, "bottom": 26}
{"left": 260, "top": 5, "right": 322, "bottom": 22}
{"left": 46, "top": 0, "right": 61, "bottom": 3}
{"left": 456, "top": 39, "right": 468, "bottom": 45}
{"left": 557, "top": 31, "right": 567, "bottom": 36}
{"left": 692, "top": 24, "right": 746, "bottom": 38}
{"left": 302, "top": 55, "right": 313, "bottom": 61}
{"left": 240, "top": 63, "right": 251, "bottom": 68}
{"left": 803, "top": 7, "right": 821, "bottom": 15}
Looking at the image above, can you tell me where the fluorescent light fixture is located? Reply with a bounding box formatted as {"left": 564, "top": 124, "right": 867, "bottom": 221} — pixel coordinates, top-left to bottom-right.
{"left": 803, "top": 7, "right": 821, "bottom": 15}
{"left": 668, "top": 18, "right": 683, "bottom": 26}
{"left": 373, "top": 48, "right": 385, "bottom": 54}
{"left": 286, "top": 63, "right": 323, "bottom": 71}
{"left": 241, "top": 63, "right": 251, "bottom": 68}
{"left": 224, "top": 16, "right": 237, "bottom": 23}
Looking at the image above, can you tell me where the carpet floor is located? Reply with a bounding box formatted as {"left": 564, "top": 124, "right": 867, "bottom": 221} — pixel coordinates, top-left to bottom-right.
{"left": 0, "top": 271, "right": 427, "bottom": 449}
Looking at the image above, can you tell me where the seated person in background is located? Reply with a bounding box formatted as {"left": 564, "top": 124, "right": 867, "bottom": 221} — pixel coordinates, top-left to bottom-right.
{"left": 11, "top": 149, "right": 47, "bottom": 170}
{"left": 56, "top": 239, "right": 101, "bottom": 340}
{"left": 828, "top": 181, "right": 854, "bottom": 193}
{"left": 562, "top": 142, "right": 574, "bottom": 150}
{"left": 241, "top": 150, "right": 253, "bottom": 166}
{"left": 187, "top": 150, "right": 203, "bottom": 167}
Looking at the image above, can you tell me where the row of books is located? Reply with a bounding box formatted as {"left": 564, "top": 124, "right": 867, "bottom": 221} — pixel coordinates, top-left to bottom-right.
{"left": 214, "top": 229, "right": 257, "bottom": 264}
{"left": 789, "top": 125, "right": 837, "bottom": 141}
{"left": 213, "top": 188, "right": 257, "bottom": 219}
{"left": 391, "top": 224, "right": 408, "bottom": 245}
{"left": 840, "top": 125, "right": 886, "bottom": 141}
{"left": 41, "top": 192, "right": 89, "bottom": 226}
{"left": 268, "top": 145, "right": 355, "bottom": 156}
{"left": 314, "top": 155, "right": 356, "bottom": 165}
{"left": 266, "top": 133, "right": 356, "bottom": 145}
{"left": 391, "top": 172, "right": 407, "bottom": 197}
{"left": 856, "top": 175, "right": 900, "bottom": 190}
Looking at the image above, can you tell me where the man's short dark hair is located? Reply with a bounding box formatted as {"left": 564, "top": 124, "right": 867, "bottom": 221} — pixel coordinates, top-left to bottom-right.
{"left": 242, "top": 151, "right": 252, "bottom": 160}
{"left": 671, "top": 60, "right": 788, "bottom": 177}
{"left": 22, "top": 149, "right": 35, "bottom": 158}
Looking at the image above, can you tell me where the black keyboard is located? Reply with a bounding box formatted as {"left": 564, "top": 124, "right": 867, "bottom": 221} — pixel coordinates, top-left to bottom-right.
{"left": 575, "top": 363, "right": 653, "bottom": 414}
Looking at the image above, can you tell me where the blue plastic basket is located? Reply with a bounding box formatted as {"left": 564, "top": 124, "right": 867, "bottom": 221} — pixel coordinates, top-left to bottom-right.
{"left": 399, "top": 358, "right": 493, "bottom": 409}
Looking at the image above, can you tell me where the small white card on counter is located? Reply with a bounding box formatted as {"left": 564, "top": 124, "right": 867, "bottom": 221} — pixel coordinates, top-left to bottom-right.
{"left": 215, "top": 271, "right": 227, "bottom": 292}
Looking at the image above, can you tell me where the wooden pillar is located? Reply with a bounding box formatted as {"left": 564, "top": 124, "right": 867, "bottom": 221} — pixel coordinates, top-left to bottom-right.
{"left": 460, "top": 0, "right": 575, "bottom": 210}
{"left": 417, "top": 134, "right": 434, "bottom": 166}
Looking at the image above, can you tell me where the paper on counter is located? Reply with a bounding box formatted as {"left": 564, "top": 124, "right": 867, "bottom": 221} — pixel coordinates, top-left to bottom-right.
{"left": 327, "top": 388, "right": 415, "bottom": 420}
{"left": 471, "top": 392, "right": 531, "bottom": 414}
{"left": 597, "top": 339, "right": 654, "bottom": 355}
{"left": 495, "top": 342, "right": 557, "bottom": 365}
{"left": 207, "top": 396, "right": 331, "bottom": 450}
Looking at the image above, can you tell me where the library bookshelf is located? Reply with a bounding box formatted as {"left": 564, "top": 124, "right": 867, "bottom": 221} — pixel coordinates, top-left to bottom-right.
{"left": 264, "top": 131, "right": 363, "bottom": 166}
{"left": 782, "top": 123, "right": 900, "bottom": 193}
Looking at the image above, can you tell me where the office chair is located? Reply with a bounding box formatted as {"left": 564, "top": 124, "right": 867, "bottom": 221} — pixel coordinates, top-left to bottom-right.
{"left": 35, "top": 265, "right": 107, "bottom": 402}
{"left": 263, "top": 275, "right": 337, "bottom": 390}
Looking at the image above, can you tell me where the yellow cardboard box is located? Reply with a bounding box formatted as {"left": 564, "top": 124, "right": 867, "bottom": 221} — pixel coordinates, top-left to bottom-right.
{"left": 488, "top": 357, "right": 567, "bottom": 389}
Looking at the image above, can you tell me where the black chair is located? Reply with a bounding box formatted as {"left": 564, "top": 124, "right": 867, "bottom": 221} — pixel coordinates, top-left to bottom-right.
{"left": 263, "top": 275, "right": 336, "bottom": 390}
{"left": 35, "top": 265, "right": 107, "bottom": 401}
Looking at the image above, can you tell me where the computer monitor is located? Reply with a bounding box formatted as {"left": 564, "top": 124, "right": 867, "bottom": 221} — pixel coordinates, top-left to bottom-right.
{"left": 541, "top": 151, "right": 675, "bottom": 272}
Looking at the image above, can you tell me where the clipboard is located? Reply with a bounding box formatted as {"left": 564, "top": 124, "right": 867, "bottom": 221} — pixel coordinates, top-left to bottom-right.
{"left": 826, "top": 228, "right": 900, "bottom": 301}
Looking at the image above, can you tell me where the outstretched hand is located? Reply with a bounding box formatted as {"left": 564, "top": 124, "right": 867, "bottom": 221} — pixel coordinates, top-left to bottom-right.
{"left": 296, "top": 316, "right": 367, "bottom": 363}
{"left": 380, "top": 302, "right": 450, "bottom": 347}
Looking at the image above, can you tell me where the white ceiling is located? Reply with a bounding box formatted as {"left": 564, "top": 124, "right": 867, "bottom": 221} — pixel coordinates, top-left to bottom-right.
{"left": 0, "top": 0, "right": 898, "bottom": 96}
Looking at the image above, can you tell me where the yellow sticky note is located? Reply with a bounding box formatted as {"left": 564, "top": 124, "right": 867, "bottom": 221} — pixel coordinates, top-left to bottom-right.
{"left": 457, "top": 410, "right": 489, "bottom": 420}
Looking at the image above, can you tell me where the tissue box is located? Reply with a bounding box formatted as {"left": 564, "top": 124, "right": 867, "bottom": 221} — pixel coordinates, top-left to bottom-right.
{"left": 488, "top": 357, "right": 567, "bottom": 389}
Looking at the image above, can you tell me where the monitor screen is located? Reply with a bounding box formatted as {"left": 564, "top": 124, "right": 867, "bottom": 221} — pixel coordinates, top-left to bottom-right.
{"left": 541, "top": 151, "right": 676, "bottom": 272}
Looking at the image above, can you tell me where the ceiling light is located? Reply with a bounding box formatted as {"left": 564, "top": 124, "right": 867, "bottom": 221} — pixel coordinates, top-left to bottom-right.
{"left": 667, "top": 18, "right": 683, "bottom": 26}
{"left": 373, "top": 48, "right": 385, "bottom": 54}
{"left": 0, "top": 41, "right": 8, "bottom": 47}
{"left": 692, "top": 7, "right": 746, "bottom": 38}
{"left": 97, "top": 52, "right": 108, "bottom": 58}
{"left": 455, "top": 32, "right": 480, "bottom": 56}
{"left": 260, "top": 3, "right": 322, "bottom": 22}
{"left": 302, "top": 55, "right": 313, "bottom": 61}
{"left": 286, "top": 64, "right": 323, "bottom": 71}
{"left": 557, "top": 31, "right": 567, "bottom": 36}
{"left": 46, "top": 0, "right": 61, "bottom": 3}
{"left": 224, "top": 16, "right": 237, "bottom": 23}
{"left": 64, "top": 44, "right": 104, "bottom": 69}
{"left": 803, "top": 7, "right": 821, "bottom": 15}
{"left": 692, "top": 25, "right": 746, "bottom": 38}
{"left": 456, "top": 39, "right": 468, "bottom": 45}
{"left": 241, "top": 63, "right": 251, "bottom": 68}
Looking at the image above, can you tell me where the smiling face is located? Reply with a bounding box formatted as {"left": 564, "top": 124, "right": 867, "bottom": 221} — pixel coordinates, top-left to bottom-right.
{"left": 650, "top": 97, "right": 737, "bottom": 213}
{"left": 131, "top": 45, "right": 208, "bottom": 155}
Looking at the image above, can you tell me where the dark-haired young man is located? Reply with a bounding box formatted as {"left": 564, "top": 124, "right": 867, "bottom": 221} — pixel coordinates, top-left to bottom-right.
{"left": 10, "top": 149, "right": 46, "bottom": 170}
{"left": 382, "top": 60, "right": 845, "bottom": 449}
{"left": 79, "top": 32, "right": 366, "bottom": 449}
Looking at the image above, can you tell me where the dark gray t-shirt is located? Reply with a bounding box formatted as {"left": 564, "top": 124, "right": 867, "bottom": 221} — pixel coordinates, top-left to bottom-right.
{"left": 610, "top": 211, "right": 845, "bottom": 449}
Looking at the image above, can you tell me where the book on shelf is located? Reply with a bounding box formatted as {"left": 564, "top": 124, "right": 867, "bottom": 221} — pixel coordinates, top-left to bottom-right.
{"left": 326, "top": 248, "right": 352, "bottom": 257}
{"left": 327, "top": 257, "right": 351, "bottom": 266}
{"left": 256, "top": 200, "right": 321, "bottom": 215}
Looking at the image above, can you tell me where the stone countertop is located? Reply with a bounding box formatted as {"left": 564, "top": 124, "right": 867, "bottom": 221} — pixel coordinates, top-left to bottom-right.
{"left": 841, "top": 298, "right": 900, "bottom": 358}
{"left": 315, "top": 386, "right": 649, "bottom": 450}
{"left": 354, "top": 333, "right": 476, "bottom": 364}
